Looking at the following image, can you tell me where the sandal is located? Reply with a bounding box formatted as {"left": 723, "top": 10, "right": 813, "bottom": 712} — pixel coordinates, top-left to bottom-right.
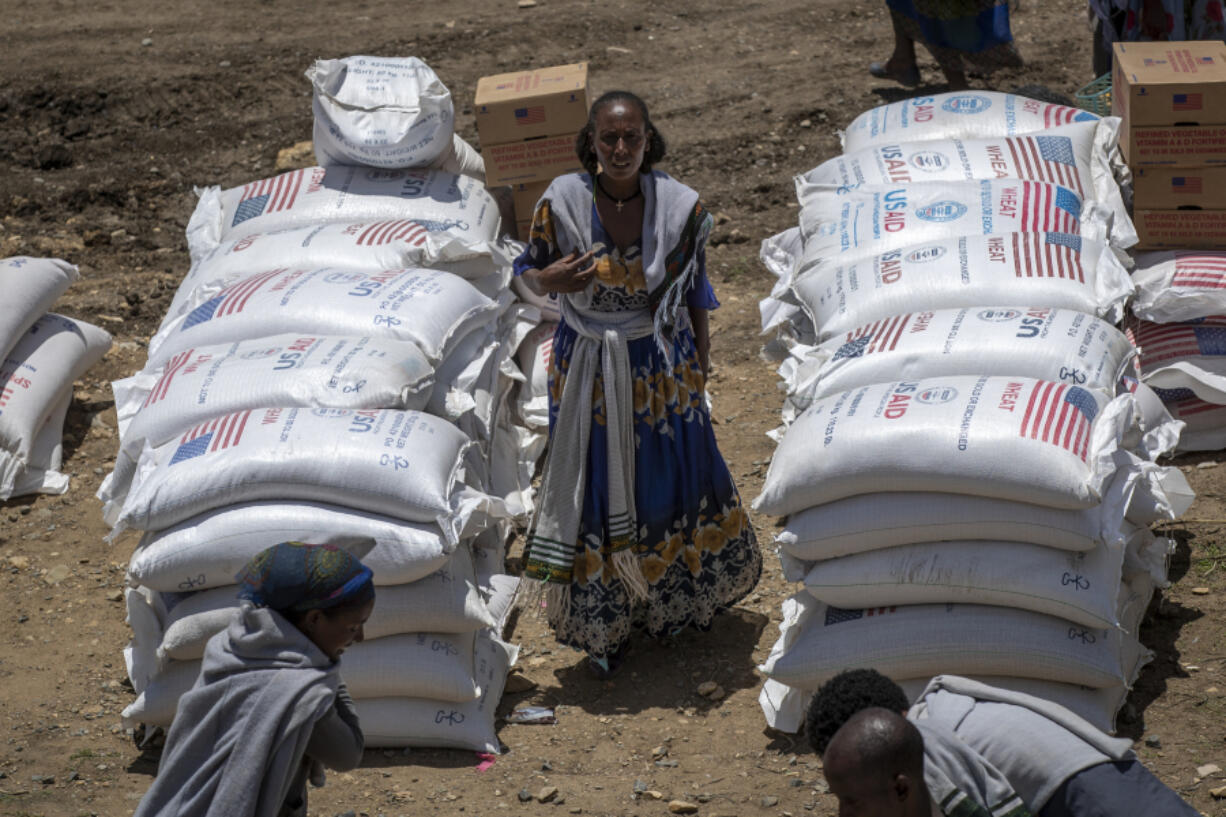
{"left": 869, "top": 61, "right": 921, "bottom": 88}
{"left": 588, "top": 644, "right": 628, "bottom": 680}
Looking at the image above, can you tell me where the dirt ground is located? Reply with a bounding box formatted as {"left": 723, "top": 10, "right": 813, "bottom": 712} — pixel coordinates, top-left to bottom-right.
{"left": 3, "top": 0, "right": 1226, "bottom": 815}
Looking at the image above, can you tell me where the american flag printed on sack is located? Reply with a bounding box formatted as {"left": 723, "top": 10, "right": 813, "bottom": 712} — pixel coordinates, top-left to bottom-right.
{"left": 231, "top": 170, "right": 307, "bottom": 227}
{"left": 168, "top": 410, "right": 252, "bottom": 465}
{"left": 836, "top": 314, "right": 912, "bottom": 359}
{"left": 1016, "top": 182, "right": 1081, "bottom": 234}
{"left": 143, "top": 349, "right": 194, "bottom": 407}
{"left": 1173, "top": 93, "right": 1203, "bottom": 111}
{"left": 1171, "top": 252, "right": 1226, "bottom": 289}
{"left": 514, "top": 106, "right": 546, "bottom": 125}
{"left": 1134, "top": 318, "right": 1226, "bottom": 367}
{"left": 181, "top": 269, "right": 286, "bottom": 330}
{"left": 1005, "top": 136, "right": 1082, "bottom": 194}
{"left": 1018, "top": 382, "right": 1098, "bottom": 462}
{"left": 355, "top": 220, "right": 429, "bottom": 248}
{"left": 1172, "top": 176, "right": 1203, "bottom": 195}
{"left": 1011, "top": 233, "right": 1085, "bottom": 283}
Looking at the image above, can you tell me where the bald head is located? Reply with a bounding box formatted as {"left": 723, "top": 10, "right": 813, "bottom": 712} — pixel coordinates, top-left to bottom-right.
{"left": 822, "top": 708, "right": 928, "bottom": 817}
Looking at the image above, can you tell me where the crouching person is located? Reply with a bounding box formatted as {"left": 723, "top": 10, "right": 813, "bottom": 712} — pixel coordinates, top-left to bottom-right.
{"left": 809, "top": 669, "right": 1200, "bottom": 817}
{"left": 135, "top": 541, "right": 375, "bottom": 817}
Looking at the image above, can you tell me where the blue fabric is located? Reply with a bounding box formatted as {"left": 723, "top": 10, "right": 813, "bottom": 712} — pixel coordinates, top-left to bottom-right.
{"left": 1038, "top": 759, "right": 1199, "bottom": 817}
{"left": 513, "top": 193, "right": 759, "bottom": 660}
{"left": 886, "top": 0, "right": 1015, "bottom": 53}
{"left": 235, "top": 542, "right": 374, "bottom": 615}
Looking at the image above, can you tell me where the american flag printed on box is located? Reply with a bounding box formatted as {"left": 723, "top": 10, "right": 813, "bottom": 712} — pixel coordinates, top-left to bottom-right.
{"left": 1173, "top": 93, "right": 1203, "bottom": 111}
{"left": 514, "top": 106, "right": 546, "bottom": 125}
{"left": 169, "top": 410, "right": 253, "bottom": 465}
{"left": 1172, "top": 176, "right": 1203, "bottom": 195}
{"left": 1018, "top": 382, "right": 1098, "bottom": 462}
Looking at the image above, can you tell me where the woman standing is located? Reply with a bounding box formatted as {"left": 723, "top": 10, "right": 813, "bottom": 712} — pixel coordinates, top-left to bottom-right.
{"left": 134, "top": 542, "right": 373, "bottom": 817}
{"left": 870, "top": 0, "right": 1025, "bottom": 90}
{"left": 515, "top": 91, "right": 761, "bottom": 678}
{"left": 1090, "top": 1, "right": 1226, "bottom": 76}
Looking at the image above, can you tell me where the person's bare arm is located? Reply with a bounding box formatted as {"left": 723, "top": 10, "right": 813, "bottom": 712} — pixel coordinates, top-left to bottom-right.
{"left": 688, "top": 304, "right": 710, "bottom": 382}
{"left": 520, "top": 250, "right": 597, "bottom": 296}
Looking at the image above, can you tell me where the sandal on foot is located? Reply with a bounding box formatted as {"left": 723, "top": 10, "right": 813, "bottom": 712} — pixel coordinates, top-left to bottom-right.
{"left": 869, "top": 61, "right": 921, "bottom": 87}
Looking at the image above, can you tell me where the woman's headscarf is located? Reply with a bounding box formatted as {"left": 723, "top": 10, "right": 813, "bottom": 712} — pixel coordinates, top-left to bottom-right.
{"left": 235, "top": 541, "right": 374, "bottom": 615}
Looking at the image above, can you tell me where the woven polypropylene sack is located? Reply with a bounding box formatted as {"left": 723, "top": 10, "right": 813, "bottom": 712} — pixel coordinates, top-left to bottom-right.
{"left": 147, "top": 267, "right": 499, "bottom": 370}
{"left": 808, "top": 121, "right": 1130, "bottom": 241}
{"left": 787, "top": 307, "right": 1133, "bottom": 415}
{"left": 110, "top": 408, "right": 478, "bottom": 539}
{"left": 6, "top": 387, "right": 71, "bottom": 499}
{"left": 761, "top": 594, "right": 1140, "bottom": 691}
{"left": 102, "top": 333, "right": 435, "bottom": 509}
{"left": 126, "top": 501, "right": 452, "bottom": 592}
{"left": 0, "top": 256, "right": 79, "bottom": 361}
{"left": 158, "top": 546, "right": 494, "bottom": 660}
{"left": 795, "top": 180, "right": 1124, "bottom": 261}
{"left": 1131, "top": 317, "right": 1226, "bottom": 404}
{"left": 185, "top": 167, "right": 500, "bottom": 258}
{"left": 1130, "top": 251, "right": 1226, "bottom": 323}
{"left": 355, "top": 631, "right": 518, "bottom": 752}
{"left": 841, "top": 92, "right": 1101, "bottom": 154}
{"left": 776, "top": 474, "right": 1142, "bottom": 562}
{"left": 308, "top": 56, "right": 454, "bottom": 170}
{"left": 515, "top": 321, "right": 556, "bottom": 429}
{"left": 792, "top": 233, "right": 1132, "bottom": 341}
{"left": 1160, "top": 393, "right": 1226, "bottom": 451}
{"left": 1, "top": 315, "right": 111, "bottom": 497}
{"left": 755, "top": 376, "right": 1135, "bottom": 518}
{"left": 800, "top": 537, "right": 1128, "bottom": 629}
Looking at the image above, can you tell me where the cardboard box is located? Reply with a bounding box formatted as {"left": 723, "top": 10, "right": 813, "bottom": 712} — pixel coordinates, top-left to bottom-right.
{"left": 475, "top": 63, "right": 589, "bottom": 144}
{"left": 483, "top": 134, "right": 583, "bottom": 187}
{"left": 511, "top": 180, "right": 551, "bottom": 222}
{"left": 1120, "top": 124, "right": 1226, "bottom": 166}
{"left": 1113, "top": 41, "right": 1226, "bottom": 128}
{"left": 1134, "top": 209, "right": 1226, "bottom": 250}
{"left": 1134, "top": 166, "right": 1226, "bottom": 209}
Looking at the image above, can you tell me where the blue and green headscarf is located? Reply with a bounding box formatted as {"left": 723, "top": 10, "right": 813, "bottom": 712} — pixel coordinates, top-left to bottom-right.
{"left": 235, "top": 542, "right": 374, "bottom": 615}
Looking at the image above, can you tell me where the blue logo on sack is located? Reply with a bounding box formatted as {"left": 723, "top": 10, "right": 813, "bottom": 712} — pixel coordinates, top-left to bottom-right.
{"left": 977, "top": 309, "right": 1021, "bottom": 322}
{"left": 906, "top": 245, "right": 946, "bottom": 263}
{"left": 941, "top": 94, "right": 992, "bottom": 114}
{"left": 915, "top": 201, "right": 966, "bottom": 222}
{"left": 916, "top": 386, "right": 958, "bottom": 405}
{"left": 910, "top": 151, "right": 950, "bottom": 172}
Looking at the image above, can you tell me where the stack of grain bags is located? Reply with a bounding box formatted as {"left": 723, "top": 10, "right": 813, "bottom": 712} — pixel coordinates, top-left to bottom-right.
{"left": 1, "top": 257, "right": 112, "bottom": 500}
{"left": 103, "top": 56, "right": 543, "bottom": 754}
{"left": 753, "top": 91, "right": 1195, "bottom": 735}
{"left": 1127, "top": 252, "right": 1226, "bottom": 451}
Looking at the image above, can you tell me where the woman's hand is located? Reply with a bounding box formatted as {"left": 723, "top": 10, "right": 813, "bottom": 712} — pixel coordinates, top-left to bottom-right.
{"left": 523, "top": 250, "right": 596, "bottom": 295}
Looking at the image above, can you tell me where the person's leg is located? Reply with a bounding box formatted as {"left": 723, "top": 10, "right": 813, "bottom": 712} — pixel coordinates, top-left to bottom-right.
{"left": 1038, "top": 759, "right": 1200, "bottom": 817}
{"left": 870, "top": 10, "right": 923, "bottom": 86}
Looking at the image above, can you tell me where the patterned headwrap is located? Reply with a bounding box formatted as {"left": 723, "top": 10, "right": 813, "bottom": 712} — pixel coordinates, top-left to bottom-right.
{"left": 235, "top": 542, "right": 374, "bottom": 615}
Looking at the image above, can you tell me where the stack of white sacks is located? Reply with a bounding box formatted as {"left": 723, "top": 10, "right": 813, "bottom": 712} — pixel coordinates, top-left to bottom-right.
{"left": 1, "top": 256, "right": 112, "bottom": 500}
{"left": 1128, "top": 251, "right": 1226, "bottom": 452}
{"left": 754, "top": 91, "right": 1195, "bottom": 735}
{"left": 105, "top": 56, "right": 547, "bottom": 754}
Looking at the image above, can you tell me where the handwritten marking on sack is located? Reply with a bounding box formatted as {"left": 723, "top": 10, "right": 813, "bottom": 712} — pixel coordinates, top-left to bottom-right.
{"left": 379, "top": 453, "right": 410, "bottom": 471}
{"left": 177, "top": 574, "right": 207, "bottom": 591}
{"left": 435, "top": 709, "right": 466, "bottom": 725}
{"left": 1067, "top": 627, "right": 1096, "bottom": 644}
{"left": 1062, "top": 572, "right": 1091, "bottom": 591}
